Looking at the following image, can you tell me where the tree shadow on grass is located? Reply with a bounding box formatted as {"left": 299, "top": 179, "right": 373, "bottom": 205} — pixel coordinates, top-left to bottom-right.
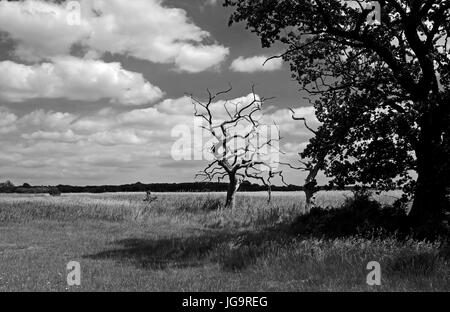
{"left": 83, "top": 193, "right": 448, "bottom": 273}
{"left": 83, "top": 227, "right": 291, "bottom": 271}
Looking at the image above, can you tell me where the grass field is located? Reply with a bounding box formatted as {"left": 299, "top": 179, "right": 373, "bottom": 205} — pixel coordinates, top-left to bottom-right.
{"left": 0, "top": 191, "right": 448, "bottom": 291}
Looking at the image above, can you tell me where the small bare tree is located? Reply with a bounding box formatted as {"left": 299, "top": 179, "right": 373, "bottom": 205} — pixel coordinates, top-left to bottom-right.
{"left": 143, "top": 190, "right": 157, "bottom": 203}
{"left": 191, "top": 85, "right": 284, "bottom": 209}
{"left": 282, "top": 108, "right": 324, "bottom": 213}
{"left": 262, "top": 169, "right": 287, "bottom": 204}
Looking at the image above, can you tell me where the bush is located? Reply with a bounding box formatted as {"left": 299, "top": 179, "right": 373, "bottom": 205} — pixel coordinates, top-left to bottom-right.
{"left": 0, "top": 180, "right": 16, "bottom": 193}
{"left": 48, "top": 187, "right": 61, "bottom": 197}
{"left": 290, "top": 189, "right": 411, "bottom": 239}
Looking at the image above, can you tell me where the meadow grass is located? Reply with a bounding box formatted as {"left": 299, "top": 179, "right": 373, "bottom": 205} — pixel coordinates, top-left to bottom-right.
{"left": 0, "top": 191, "right": 448, "bottom": 291}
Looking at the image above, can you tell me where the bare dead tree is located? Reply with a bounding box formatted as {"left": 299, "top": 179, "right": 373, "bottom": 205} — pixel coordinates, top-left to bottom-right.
{"left": 191, "top": 85, "right": 285, "bottom": 209}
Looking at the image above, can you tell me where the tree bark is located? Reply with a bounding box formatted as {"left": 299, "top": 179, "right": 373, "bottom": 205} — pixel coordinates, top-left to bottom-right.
{"left": 225, "top": 174, "right": 241, "bottom": 209}
{"left": 267, "top": 184, "right": 272, "bottom": 204}
{"left": 304, "top": 180, "right": 317, "bottom": 214}
{"left": 410, "top": 167, "right": 448, "bottom": 226}
{"left": 409, "top": 109, "right": 449, "bottom": 227}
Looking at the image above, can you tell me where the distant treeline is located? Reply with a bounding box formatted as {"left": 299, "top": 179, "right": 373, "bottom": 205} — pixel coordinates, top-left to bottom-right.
{"left": 0, "top": 180, "right": 410, "bottom": 194}
{"left": 0, "top": 181, "right": 325, "bottom": 194}
{"left": 0, "top": 181, "right": 60, "bottom": 195}
{"left": 54, "top": 181, "right": 308, "bottom": 193}
{"left": 38, "top": 182, "right": 305, "bottom": 193}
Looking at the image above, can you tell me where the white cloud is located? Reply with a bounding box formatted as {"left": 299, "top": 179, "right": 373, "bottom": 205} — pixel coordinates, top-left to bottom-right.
{"left": 204, "top": 0, "right": 219, "bottom": 6}
{"left": 0, "top": 56, "right": 163, "bottom": 105}
{"left": 18, "top": 110, "right": 77, "bottom": 131}
{"left": 230, "top": 55, "right": 283, "bottom": 73}
{"left": 0, "top": 0, "right": 229, "bottom": 72}
{"left": 154, "top": 96, "right": 193, "bottom": 115}
{"left": 22, "top": 130, "right": 82, "bottom": 143}
{"left": 266, "top": 105, "right": 319, "bottom": 136}
{"left": 88, "top": 129, "right": 155, "bottom": 146}
{"left": 117, "top": 107, "right": 169, "bottom": 125}
{"left": 0, "top": 107, "right": 18, "bottom": 134}
{"left": 0, "top": 107, "right": 18, "bottom": 127}
{"left": 70, "top": 117, "right": 115, "bottom": 134}
{"left": 0, "top": 92, "right": 318, "bottom": 185}
{"left": 283, "top": 142, "right": 309, "bottom": 156}
{"left": 0, "top": 0, "right": 89, "bottom": 62}
{"left": 174, "top": 44, "right": 228, "bottom": 73}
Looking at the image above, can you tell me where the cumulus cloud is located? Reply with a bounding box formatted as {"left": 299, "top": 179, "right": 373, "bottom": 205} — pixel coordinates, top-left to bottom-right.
{"left": 0, "top": 107, "right": 17, "bottom": 126}
{"left": 0, "top": 0, "right": 89, "bottom": 62}
{"left": 0, "top": 56, "right": 163, "bottom": 105}
{"left": 0, "top": 91, "right": 318, "bottom": 185}
{"left": 17, "top": 110, "right": 77, "bottom": 131}
{"left": 0, "top": 0, "right": 229, "bottom": 72}
{"left": 267, "top": 105, "right": 319, "bottom": 136}
{"left": 22, "top": 130, "right": 82, "bottom": 143}
{"left": 70, "top": 117, "right": 114, "bottom": 134}
{"left": 117, "top": 107, "right": 174, "bottom": 126}
{"left": 88, "top": 129, "right": 155, "bottom": 146}
{"left": 154, "top": 96, "right": 193, "bottom": 115}
{"left": 230, "top": 55, "right": 283, "bottom": 73}
{"left": 174, "top": 44, "right": 228, "bottom": 73}
{"left": 0, "top": 107, "right": 18, "bottom": 133}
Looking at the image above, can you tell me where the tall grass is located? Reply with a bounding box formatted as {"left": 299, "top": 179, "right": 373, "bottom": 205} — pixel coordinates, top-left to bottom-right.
{"left": 0, "top": 195, "right": 135, "bottom": 222}
{"left": 0, "top": 190, "right": 405, "bottom": 227}
{"left": 0, "top": 192, "right": 305, "bottom": 226}
{"left": 1, "top": 191, "right": 447, "bottom": 291}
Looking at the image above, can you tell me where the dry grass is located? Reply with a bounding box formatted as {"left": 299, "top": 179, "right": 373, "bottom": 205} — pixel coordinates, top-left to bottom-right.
{"left": 0, "top": 191, "right": 447, "bottom": 291}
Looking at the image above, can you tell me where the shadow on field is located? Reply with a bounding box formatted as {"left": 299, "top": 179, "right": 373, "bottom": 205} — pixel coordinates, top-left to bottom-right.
{"left": 83, "top": 192, "right": 449, "bottom": 273}
{"left": 83, "top": 227, "right": 291, "bottom": 271}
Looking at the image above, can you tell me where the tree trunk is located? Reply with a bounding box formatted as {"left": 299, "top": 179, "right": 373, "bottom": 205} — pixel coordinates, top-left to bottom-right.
{"left": 409, "top": 110, "right": 449, "bottom": 227}
{"left": 304, "top": 189, "right": 314, "bottom": 213}
{"left": 409, "top": 149, "right": 449, "bottom": 226}
{"left": 303, "top": 161, "right": 321, "bottom": 214}
{"left": 410, "top": 168, "right": 448, "bottom": 225}
{"left": 225, "top": 174, "right": 241, "bottom": 209}
{"left": 267, "top": 184, "right": 272, "bottom": 204}
{"left": 304, "top": 180, "right": 318, "bottom": 214}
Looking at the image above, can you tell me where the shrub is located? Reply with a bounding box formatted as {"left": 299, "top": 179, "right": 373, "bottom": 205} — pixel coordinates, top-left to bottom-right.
{"left": 290, "top": 190, "right": 411, "bottom": 239}
{"left": 48, "top": 186, "right": 61, "bottom": 197}
{"left": 0, "top": 180, "right": 16, "bottom": 193}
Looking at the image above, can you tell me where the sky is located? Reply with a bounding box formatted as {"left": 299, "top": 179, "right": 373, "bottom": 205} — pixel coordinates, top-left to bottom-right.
{"left": 0, "top": 0, "right": 320, "bottom": 186}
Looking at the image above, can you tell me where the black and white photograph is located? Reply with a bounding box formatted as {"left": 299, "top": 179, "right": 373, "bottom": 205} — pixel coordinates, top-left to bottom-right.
{"left": 0, "top": 0, "right": 449, "bottom": 298}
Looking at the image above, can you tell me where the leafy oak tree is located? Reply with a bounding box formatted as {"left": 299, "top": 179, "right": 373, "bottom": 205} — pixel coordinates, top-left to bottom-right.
{"left": 225, "top": 0, "right": 450, "bottom": 226}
